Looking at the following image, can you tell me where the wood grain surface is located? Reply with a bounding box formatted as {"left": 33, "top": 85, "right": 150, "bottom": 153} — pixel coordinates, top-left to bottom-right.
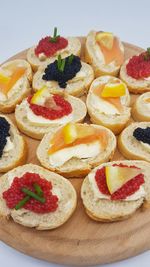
{"left": 0, "top": 38, "right": 149, "bottom": 266}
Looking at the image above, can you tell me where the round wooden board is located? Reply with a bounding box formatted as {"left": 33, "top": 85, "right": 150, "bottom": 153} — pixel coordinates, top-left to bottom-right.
{"left": 0, "top": 38, "right": 150, "bottom": 267}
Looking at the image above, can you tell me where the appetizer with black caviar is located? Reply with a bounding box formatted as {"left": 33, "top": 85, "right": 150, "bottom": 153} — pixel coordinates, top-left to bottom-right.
{"left": 32, "top": 54, "right": 94, "bottom": 97}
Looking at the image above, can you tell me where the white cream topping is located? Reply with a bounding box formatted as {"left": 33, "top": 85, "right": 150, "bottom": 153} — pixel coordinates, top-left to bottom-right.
{"left": 72, "top": 70, "right": 87, "bottom": 81}
{"left": 3, "top": 137, "right": 14, "bottom": 153}
{"left": 24, "top": 100, "right": 73, "bottom": 126}
{"left": 52, "top": 188, "right": 62, "bottom": 200}
{"left": 140, "top": 142, "right": 150, "bottom": 153}
{"left": 144, "top": 77, "right": 150, "bottom": 81}
{"left": 49, "top": 141, "right": 101, "bottom": 167}
{"left": 88, "top": 170, "right": 146, "bottom": 201}
{"left": 90, "top": 94, "right": 120, "bottom": 115}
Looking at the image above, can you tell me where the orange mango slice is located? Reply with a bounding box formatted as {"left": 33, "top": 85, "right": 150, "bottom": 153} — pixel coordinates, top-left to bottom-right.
{"left": 96, "top": 32, "right": 124, "bottom": 66}
{"left": 0, "top": 67, "right": 26, "bottom": 95}
{"left": 48, "top": 123, "right": 107, "bottom": 155}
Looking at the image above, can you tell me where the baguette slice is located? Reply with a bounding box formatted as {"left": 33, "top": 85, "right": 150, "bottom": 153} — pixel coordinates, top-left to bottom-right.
{"left": 0, "top": 164, "right": 77, "bottom": 230}
{"left": 0, "top": 59, "right": 32, "bottom": 113}
{"left": 15, "top": 95, "right": 87, "bottom": 140}
{"left": 37, "top": 123, "right": 116, "bottom": 178}
{"left": 132, "top": 92, "right": 150, "bottom": 121}
{"left": 85, "top": 31, "right": 124, "bottom": 77}
{"left": 0, "top": 115, "right": 27, "bottom": 173}
{"left": 120, "top": 58, "right": 150, "bottom": 94}
{"left": 27, "top": 37, "right": 81, "bottom": 72}
{"left": 32, "top": 61, "right": 94, "bottom": 97}
{"left": 86, "top": 76, "right": 131, "bottom": 135}
{"left": 81, "top": 160, "right": 150, "bottom": 222}
{"left": 118, "top": 122, "right": 150, "bottom": 162}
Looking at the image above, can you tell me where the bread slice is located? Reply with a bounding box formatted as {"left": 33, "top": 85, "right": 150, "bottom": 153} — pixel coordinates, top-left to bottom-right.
{"left": 120, "top": 58, "right": 150, "bottom": 94}
{"left": 118, "top": 122, "right": 150, "bottom": 162}
{"left": 85, "top": 30, "right": 124, "bottom": 77}
{"left": 86, "top": 76, "right": 131, "bottom": 135}
{"left": 81, "top": 160, "right": 150, "bottom": 222}
{"left": 32, "top": 61, "right": 94, "bottom": 97}
{"left": 27, "top": 37, "right": 81, "bottom": 72}
{"left": 15, "top": 95, "right": 87, "bottom": 140}
{"left": 0, "top": 164, "right": 77, "bottom": 230}
{"left": 132, "top": 92, "right": 150, "bottom": 122}
{"left": 0, "top": 59, "right": 32, "bottom": 113}
{"left": 36, "top": 123, "right": 116, "bottom": 178}
{"left": 0, "top": 115, "right": 27, "bottom": 173}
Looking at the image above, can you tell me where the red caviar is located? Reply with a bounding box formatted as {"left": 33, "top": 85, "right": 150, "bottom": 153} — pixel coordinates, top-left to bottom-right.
{"left": 3, "top": 172, "right": 58, "bottom": 213}
{"left": 28, "top": 94, "right": 72, "bottom": 120}
{"left": 95, "top": 164, "right": 144, "bottom": 200}
{"left": 35, "top": 36, "right": 68, "bottom": 57}
{"left": 126, "top": 52, "right": 150, "bottom": 79}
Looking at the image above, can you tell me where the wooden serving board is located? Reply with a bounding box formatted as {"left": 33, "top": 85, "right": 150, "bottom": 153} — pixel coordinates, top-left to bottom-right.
{"left": 0, "top": 38, "right": 150, "bottom": 266}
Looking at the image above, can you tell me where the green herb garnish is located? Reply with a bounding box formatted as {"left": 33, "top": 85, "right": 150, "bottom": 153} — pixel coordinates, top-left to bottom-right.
{"left": 68, "top": 54, "right": 74, "bottom": 64}
{"left": 34, "top": 183, "right": 43, "bottom": 197}
{"left": 15, "top": 195, "right": 30, "bottom": 210}
{"left": 144, "top": 47, "right": 150, "bottom": 60}
{"left": 22, "top": 188, "right": 45, "bottom": 203}
{"left": 50, "top": 27, "right": 60, "bottom": 43}
{"left": 57, "top": 55, "right": 66, "bottom": 72}
{"left": 15, "top": 183, "right": 45, "bottom": 210}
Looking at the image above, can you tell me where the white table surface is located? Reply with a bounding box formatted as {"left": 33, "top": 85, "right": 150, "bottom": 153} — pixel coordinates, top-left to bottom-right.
{"left": 0, "top": 0, "right": 150, "bottom": 266}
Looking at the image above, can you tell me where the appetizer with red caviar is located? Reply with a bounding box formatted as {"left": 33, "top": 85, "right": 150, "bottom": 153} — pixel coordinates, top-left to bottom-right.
{"left": 0, "top": 164, "right": 77, "bottom": 229}
{"left": 120, "top": 48, "right": 150, "bottom": 94}
{"left": 85, "top": 31, "right": 124, "bottom": 77}
{"left": 86, "top": 76, "right": 131, "bottom": 134}
{"left": 0, "top": 115, "right": 26, "bottom": 173}
{"left": 15, "top": 87, "right": 87, "bottom": 139}
{"left": 81, "top": 160, "right": 150, "bottom": 221}
{"left": 27, "top": 27, "right": 81, "bottom": 71}
{"left": 36, "top": 122, "right": 116, "bottom": 177}
{"left": 32, "top": 54, "right": 94, "bottom": 97}
{"left": 0, "top": 59, "right": 32, "bottom": 113}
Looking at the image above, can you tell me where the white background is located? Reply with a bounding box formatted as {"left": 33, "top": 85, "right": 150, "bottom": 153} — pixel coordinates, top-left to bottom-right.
{"left": 0, "top": 0, "right": 150, "bottom": 266}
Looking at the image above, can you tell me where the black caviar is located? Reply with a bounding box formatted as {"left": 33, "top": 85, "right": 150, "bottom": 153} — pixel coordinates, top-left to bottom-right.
{"left": 42, "top": 55, "right": 82, "bottom": 88}
{"left": 0, "top": 117, "right": 10, "bottom": 158}
{"left": 133, "top": 127, "right": 150, "bottom": 145}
